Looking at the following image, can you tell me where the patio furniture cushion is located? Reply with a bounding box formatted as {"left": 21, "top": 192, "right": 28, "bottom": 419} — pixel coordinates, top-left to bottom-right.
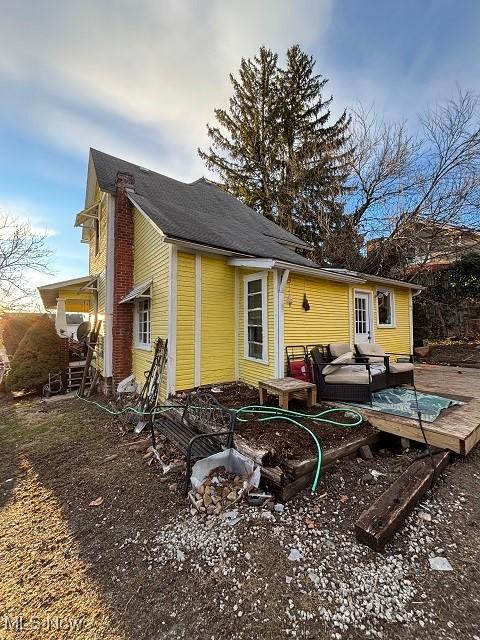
{"left": 356, "top": 342, "right": 386, "bottom": 363}
{"left": 389, "top": 361, "right": 414, "bottom": 374}
{"left": 328, "top": 342, "right": 351, "bottom": 359}
{"left": 323, "top": 351, "right": 354, "bottom": 376}
{"left": 324, "top": 365, "right": 382, "bottom": 385}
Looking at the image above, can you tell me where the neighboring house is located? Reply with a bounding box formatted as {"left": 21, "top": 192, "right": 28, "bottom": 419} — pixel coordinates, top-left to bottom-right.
{"left": 38, "top": 149, "right": 422, "bottom": 397}
{"left": 369, "top": 221, "right": 480, "bottom": 273}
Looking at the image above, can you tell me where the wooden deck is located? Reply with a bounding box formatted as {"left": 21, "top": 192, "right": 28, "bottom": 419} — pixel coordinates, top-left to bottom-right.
{"left": 343, "top": 365, "right": 480, "bottom": 455}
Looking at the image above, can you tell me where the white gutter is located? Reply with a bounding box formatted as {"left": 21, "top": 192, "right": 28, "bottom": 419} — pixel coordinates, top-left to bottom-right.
{"left": 272, "top": 261, "right": 365, "bottom": 284}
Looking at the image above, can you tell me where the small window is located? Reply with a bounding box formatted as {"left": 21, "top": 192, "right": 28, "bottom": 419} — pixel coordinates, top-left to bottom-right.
{"left": 377, "top": 289, "right": 394, "bottom": 327}
{"left": 136, "top": 294, "right": 151, "bottom": 348}
{"left": 244, "top": 273, "right": 267, "bottom": 362}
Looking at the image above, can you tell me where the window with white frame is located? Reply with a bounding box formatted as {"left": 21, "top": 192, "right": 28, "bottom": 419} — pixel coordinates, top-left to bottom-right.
{"left": 377, "top": 288, "right": 394, "bottom": 326}
{"left": 244, "top": 273, "right": 267, "bottom": 361}
{"left": 136, "top": 292, "right": 151, "bottom": 348}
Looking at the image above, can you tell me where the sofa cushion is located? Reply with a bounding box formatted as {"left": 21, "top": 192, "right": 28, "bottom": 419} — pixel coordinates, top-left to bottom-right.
{"left": 328, "top": 342, "right": 351, "bottom": 359}
{"left": 389, "top": 362, "right": 414, "bottom": 373}
{"left": 322, "top": 351, "right": 353, "bottom": 376}
{"left": 356, "top": 342, "right": 386, "bottom": 363}
{"left": 324, "top": 366, "right": 372, "bottom": 385}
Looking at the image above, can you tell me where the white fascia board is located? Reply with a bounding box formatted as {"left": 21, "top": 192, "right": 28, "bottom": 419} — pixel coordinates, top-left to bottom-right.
{"left": 364, "top": 274, "right": 424, "bottom": 291}
{"left": 272, "top": 261, "right": 366, "bottom": 285}
{"left": 227, "top": 258, "right": 276, "bottom": 269}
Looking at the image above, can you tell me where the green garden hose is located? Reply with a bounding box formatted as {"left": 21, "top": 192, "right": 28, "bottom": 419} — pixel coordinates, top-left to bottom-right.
{"left": 75, "top": 393, "right": 363, "bottom": 492}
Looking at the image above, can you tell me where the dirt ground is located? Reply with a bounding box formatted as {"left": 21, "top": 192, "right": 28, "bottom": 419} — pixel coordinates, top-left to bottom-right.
{"left": 420, "top": 340, "right": 480, "bottom": 368}
{"left": 0, "top": 394, "right": 479, "bottom": 640}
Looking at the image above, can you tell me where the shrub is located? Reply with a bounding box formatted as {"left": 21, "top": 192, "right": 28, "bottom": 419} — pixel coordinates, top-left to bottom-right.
{"left": 6, "top": 315, "right": 62, "bottom": 393}
{"left": 1, "top": 313, "right": 43, "bottom": 358}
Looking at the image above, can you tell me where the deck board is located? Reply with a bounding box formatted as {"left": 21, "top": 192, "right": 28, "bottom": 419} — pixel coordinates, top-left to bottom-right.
{"left": 339, "top": 365, "right": 480, "bottom": 455}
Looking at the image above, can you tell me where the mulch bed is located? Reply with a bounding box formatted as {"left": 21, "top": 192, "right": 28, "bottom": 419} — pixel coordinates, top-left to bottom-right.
{"left": 203, "top": 383, "right": 376, "bottom": 463}
{"left": 419, "top": 340, "right": 480, "bottom": 368}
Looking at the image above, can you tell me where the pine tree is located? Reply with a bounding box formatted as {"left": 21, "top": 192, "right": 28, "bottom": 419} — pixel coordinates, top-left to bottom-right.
{"left": 198, "top": 47, "right": 280, "bottom": 219}
{"left": 199, "top": 45, "right": 357, "bottom": 265}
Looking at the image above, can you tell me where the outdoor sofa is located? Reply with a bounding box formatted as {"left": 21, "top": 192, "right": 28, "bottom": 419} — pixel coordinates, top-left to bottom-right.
{"left": 309, "top": 346, "right": 388, "bottom": 406}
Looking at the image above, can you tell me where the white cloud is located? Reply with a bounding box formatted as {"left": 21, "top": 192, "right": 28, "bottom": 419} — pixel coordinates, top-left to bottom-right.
{"left": 0, "top": 198, "right": 58, "bottom": 237}
{"left": 0, "top": 0, "right": 333, "bottom": 180}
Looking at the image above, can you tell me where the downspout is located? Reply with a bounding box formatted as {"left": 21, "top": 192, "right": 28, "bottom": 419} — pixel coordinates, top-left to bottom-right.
{"left": 104, "top": 193, "right": 115, "bottom": 390}
{"left": 277, "top": 269, "right": 290, "bottom": 377}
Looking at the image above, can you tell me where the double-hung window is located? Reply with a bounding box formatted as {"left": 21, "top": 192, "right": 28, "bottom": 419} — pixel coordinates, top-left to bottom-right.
{"left": 244, "top": 273, "right": 267, "bottom": 362}
{"left": 377, "top": 288, "right": 395, "bottom": 327}
{"left": 136, "top": 290, "right": 151, "bottom": 349}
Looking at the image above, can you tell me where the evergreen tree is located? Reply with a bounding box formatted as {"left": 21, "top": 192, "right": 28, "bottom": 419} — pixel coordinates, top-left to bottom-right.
{"left": 199, "top": 45, "right": 356, "bottom": 264}
{"left": 198, "top": 47, "right": 280, "bottom": 219}
{"left": 6, "top": 315, "right": 62, "bottom": 393}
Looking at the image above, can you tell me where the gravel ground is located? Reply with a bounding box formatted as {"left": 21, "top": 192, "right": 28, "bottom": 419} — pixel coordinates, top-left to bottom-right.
{"left": 0, "top": 396, "right": 479, "bottom": 640}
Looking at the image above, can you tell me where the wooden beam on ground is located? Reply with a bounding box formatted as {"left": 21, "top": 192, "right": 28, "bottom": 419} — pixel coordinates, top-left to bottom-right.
{"left": 355, "top": 449, "right": 450, "bottom": 552}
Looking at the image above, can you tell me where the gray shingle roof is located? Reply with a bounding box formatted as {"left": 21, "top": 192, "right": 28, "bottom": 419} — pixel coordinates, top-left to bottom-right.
{"left": 90, "top": 148, "right": 317, "bottom": 268}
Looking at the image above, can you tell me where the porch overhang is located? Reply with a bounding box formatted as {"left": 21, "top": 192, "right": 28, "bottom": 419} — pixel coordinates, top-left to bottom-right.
{"left": 119, "top": 279, "right": 152, "bottom": 304}
{"left": 74, "top": 201, "right": 101, "bottom": 243}
{"left": 38, "top": 275, "right": 96, "bottom": 311}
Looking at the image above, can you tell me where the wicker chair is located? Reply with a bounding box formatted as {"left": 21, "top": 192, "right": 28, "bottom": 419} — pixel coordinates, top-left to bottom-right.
{"left": 354, "top": 343, "right": 415, "bottom": 387}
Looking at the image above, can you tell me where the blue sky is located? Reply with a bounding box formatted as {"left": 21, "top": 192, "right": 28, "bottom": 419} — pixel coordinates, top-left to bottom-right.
{"left": 1, "top": 0, "right": 479, "bottom": 295}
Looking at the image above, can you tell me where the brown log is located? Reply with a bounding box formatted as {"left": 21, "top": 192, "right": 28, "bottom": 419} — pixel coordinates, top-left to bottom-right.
{"left": 286, "top": 432, "right": 380, "bottom": 478}
{"left": 355, "top": 449, "right": 450, "bottom": 552}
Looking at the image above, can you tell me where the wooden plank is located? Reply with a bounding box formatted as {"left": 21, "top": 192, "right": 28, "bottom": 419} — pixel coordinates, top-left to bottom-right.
{"left": 287, "top": 432, "right": 380, "bottom": 478}
{"left": 234, "top": 435, "right": 274, "bottom": 467}
{"left": 364, "top": 411, "right": 463, "bottom": 454}
{"left": 279, "top": 433, "right": 381, "bottom": 501}
{"left": 355, "top": 449, "right": 450, "bottom": 551}
{"left": 261, "top": 465, "right": 285, "bottom": 487}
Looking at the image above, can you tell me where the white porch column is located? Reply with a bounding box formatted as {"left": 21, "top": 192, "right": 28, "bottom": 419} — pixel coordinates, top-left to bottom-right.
{"left": 55, "top": 298, "right": 68, "bottom": 337}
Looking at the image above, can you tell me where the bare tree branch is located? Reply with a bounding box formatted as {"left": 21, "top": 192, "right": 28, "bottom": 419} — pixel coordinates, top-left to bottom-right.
{"left": 0, "top": 213, "right": 53, "bottom": 312}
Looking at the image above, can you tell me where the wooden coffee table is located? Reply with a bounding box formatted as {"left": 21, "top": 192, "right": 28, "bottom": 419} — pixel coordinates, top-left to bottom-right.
{"left": 258, "top": 377, "right": 317, "bottom": 410}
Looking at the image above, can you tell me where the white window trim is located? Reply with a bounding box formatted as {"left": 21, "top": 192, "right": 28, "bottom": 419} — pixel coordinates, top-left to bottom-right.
{"left": 243, "top": 271, "right": 268, "bottom": 364}
{"left": 376, "top": 287, "right": 396, "bottom": 328}
{"left": 134, "top": 295, "right": 152, "bottom": 350}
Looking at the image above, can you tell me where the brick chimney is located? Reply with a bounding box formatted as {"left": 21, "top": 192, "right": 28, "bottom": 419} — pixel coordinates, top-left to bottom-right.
{"left": 111, "top": 171, "right": 135, "bottom": 384}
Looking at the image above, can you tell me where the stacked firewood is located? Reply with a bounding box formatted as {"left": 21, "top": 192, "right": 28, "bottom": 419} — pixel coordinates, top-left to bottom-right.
{"left": 189, "top": 466, "right": 249, "bottom": 516}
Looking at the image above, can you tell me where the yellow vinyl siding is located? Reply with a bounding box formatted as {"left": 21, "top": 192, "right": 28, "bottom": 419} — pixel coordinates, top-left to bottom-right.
{"left": 58, "top": 288, "right": 91, "bottom": 313}
{"left": 131, "top": 208, "right": 170, "bottom": 398}
{"left": 86, "top": 184, "right": 108, "bottom": 375}
{"left": 284, "top": 274, "right": 351, "bottom": 356}
{"left": 89, "top": 185, "right": 108, "bottom": 276}
{"left": 200, "top": 256, "right": 236, "bottom": 385}
{"left": 176, "top": 252, "right": 196, "bottom": 390}
{"left": 238, "top": 269, "right": 275, "bottom": 387}
{"left": 374, "top": 286, "right": 411, "bottom": 355}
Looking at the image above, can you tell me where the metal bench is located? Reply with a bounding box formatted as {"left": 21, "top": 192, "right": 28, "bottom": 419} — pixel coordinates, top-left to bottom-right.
{"left": 150, "top": 391, "right": 236, "bottom": 495}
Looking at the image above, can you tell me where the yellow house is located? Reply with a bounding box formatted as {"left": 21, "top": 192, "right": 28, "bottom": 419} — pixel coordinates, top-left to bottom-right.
{"left": 43, "top": 149, "right": 422, "bottom": 397}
